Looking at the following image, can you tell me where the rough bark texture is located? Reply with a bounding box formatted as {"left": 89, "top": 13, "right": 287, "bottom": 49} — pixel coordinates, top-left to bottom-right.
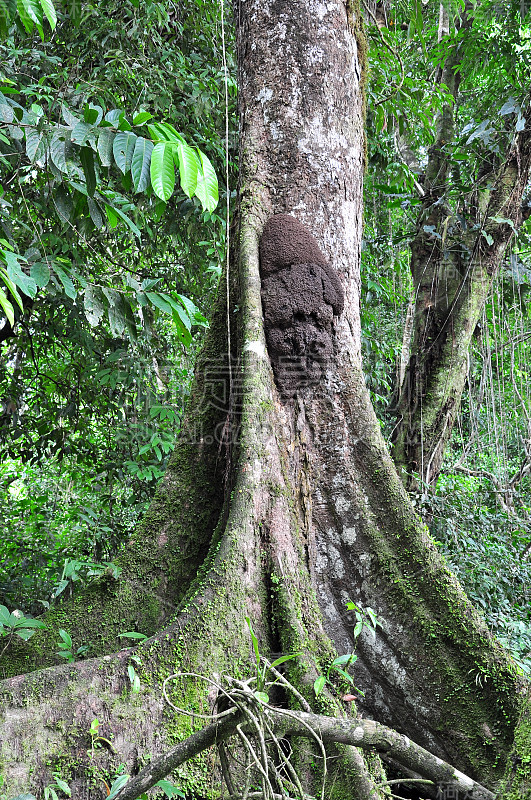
{"left": 1, "top": 1, "right": 530, "bottom": 799}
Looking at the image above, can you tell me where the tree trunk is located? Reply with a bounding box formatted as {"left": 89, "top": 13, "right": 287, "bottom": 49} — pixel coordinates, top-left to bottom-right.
{"left": 1, "top": 2, "right": 529, "bottom": 798}
{"left": 391, "top": 11, "right": 531, "bottom": 489}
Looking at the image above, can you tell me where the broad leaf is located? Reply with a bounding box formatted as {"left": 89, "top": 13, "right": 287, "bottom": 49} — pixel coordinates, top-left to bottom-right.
{"left": 50, "top": 134, "right": 68, "bottom": 173}
{"left": 84, "top": 285, "right": 105, "bottom": 326}
{"left": 103, "top": 288, "right": 126, "bottom": 336}
{"left": 148, "top": 122, "right": 183, "bottom": 143}
{"left": 107, "top": 775, "right": 129, "bottom": 800}
{"left": 17, "top": 0, "right": 43, "bottom": 36}
{"left": 70, "top": 122, "right": 93, "bottom": 145}
{"left": 0, "top": 265, "right": 24, "bottom": 312}
{"left": 108, "top": 204, "right": 141, "bottom": 238}
{"left": 113, "top": 131, "right": 137, "bottom": 174}
{"left": 150, "top": 142, "right": 175, "bottom": 201}
{"left": 80, "top": 146, "right": 96, "bottom": 196}
{"left": 97, "top": 129, "right": 115, "bottom": 167}
{"left": 195, "top": 149, "right": 218, "bottom": 211}
{"left": 53, "top": 262, "right": 76, "bottom": 299}
{"left": 131, "top": 136, "right": 154, "bottom": 193}
{"left": 146, "top": 291, "right": 173, "bottom": 315}
{"left": 87, "top": 198, "right": 104, "bottom": 229}
{"left": 30, "top": 261, "right": 50, "bottom": 288}
{"left": 25, "top": 128, "right": 43, "bottom": 162}
{"left": 5, "top": 252, "right": 37, "bottom": 299}
{"left": 171, "top": 310, "right": 192, "bottom": 347}
{"left": 0, "top": 101, "right": 14, "bottom": 123}
{"left": 132, "top": 111, "right": 153, "bottom": 126}
{"left": 39, "top": 0, "right": 56, "bottom": 28}
{"left": 174, "top": 141, "right": 199, "bottom": 198}
{"left": 0, "top": 286, "right": 14, "bottom": 326}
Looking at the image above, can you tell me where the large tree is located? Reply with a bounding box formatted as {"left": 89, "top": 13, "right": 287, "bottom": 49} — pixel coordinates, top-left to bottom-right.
{"left": 390, "top": 2, "right": 531, "bottom": 489}
{"left": 1, "top": 1, "right": 530, "bottom": 799}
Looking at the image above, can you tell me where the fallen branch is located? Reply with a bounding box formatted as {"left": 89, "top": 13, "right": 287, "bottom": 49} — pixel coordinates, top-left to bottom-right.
{"left": 113, "top": 705, "right": 495, "bottom": 800}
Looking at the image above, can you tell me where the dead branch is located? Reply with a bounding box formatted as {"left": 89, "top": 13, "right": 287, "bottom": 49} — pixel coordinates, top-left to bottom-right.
{"left": 112, "top": 705, "right": 495, "bottom": 800}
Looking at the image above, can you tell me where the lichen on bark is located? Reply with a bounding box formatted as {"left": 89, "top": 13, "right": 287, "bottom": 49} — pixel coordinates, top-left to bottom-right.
{"left": 1, "top": 2, "right": 530, "bottom": 799}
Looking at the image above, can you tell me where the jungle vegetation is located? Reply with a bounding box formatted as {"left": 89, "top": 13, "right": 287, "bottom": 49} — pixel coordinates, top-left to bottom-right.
{"left": 0, "top": 0, "right": 530, "bottom": 799}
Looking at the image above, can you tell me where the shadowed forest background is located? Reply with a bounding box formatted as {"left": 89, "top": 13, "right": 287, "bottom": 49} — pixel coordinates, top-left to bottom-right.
{"left": 1, "top": 0, "right": 531, "bottom": 797}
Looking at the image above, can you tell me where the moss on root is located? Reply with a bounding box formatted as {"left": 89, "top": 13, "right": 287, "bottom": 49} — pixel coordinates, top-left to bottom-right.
{"left": 497, "top": 689, "right": 531, "bottom": 800}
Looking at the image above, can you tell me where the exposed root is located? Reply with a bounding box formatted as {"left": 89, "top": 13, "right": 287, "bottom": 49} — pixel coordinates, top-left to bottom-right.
{"left": 112, "top": 663, "right": 495, "bottom": 800}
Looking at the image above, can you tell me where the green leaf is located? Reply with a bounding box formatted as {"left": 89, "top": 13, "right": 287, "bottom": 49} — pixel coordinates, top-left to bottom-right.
{"left": 84, "top": 103, "right": 102, "bottom": 125}
{"left": 174, "top": 293, "right": 207, "bottom": 327}
{"left": 58, "top": 629, "right": 72, "bottom": 647}
{"left": 0, "top": 605, "right": 13, "bottom": 625}
{"left": 15, "top": 628, "right": 35, "bottom": 641}
{"left": 489, "top": 215, "right": 517, "bottom": 233}
{"left": 103, "top": 287, "right": 126, "bottom": 335}
{"left": 148, "top": 122, "right": 183, "bottom": 143}
{"left": 194, "top": 148, "right": 218, "bottom": 211}
{"left": 132, "top": 111, "right": 153, "bottom": 126}
{"left": 174, "top": 142, "right": 199, "bottom": 198}
{"left": 84, "top": 285, "right": 105, "bottom": 326}
{"left": 155, "top": 780, "right": 185, "bottom": 799}
{"left": 332, "top": 654, "right": 354, "bottom": 666}
{"left": 131, "top": 137, "right": 154, "bottom": 193}
{"left": 270, "top": 652, "right": 301, "bottom": 668}
{"left": 87, "top": 198, "right": 104, "bottom": 229}
{"left": 70, "top": 121, "right": 93, "bottom": 145}
{"left": 39, "top": 0, "right": 56, "bottom": 28}
{"left": 333, "top": 667, "right": 355, "bottom": 683}
{"left": 171, "top": 309, "right": 192, "bottom": 347}
{"left": 107, "top": 204, "right": 141, "bottom": 238}
{"left": 0, "top": 102, "right": 14, "bottom": 123}
{"left": 62, "top": 104, "right": 79, "bottom": 127}
{"left": 481, "top": 230, "right": 494, "bottom": 247}
{"left": 0, "top": 286, "right": 15, "bottom": 326}
{"left": 246, "top": 617, "right": 260, "bottom": 664}
{"left": 314, "top": 675, "right": 326, "bottom": 696}
{"left": 254, "top": 691, "right": 269, "bottom": 703}
{"left": 80, "top": 146, "right": 96, "bottom": 197}
{"left": 113, "top": 131, "right": 137, "bottom": 174}
{"left": 107, "top": 775, "right": 129, "bottom": 800}
{"left": 17, "top": 0, "right": 43, "bottom": 36}
{"left": 0, "top": 265, "right": 24, "bottom": 312}
{"left": 50, "top": 134, "right": 68, "bottom": 173}
{"left": 53, "top": 262, "right": 76, "bottom": 299}
{"left": 53, "top": 778, "right": 70, "bottom": 796}
{"left": 97, "top": 129, "right": 115, "bottom": 167}
{"left": 25, "top": 128, "right": 43, "bottom": 162}
{"left": 118, "top": 632, "right": 148, "bottom": 640}
{"left": 172, "top": 303, "right": 191, "bottom": 332}
{"left": 146, "top": 291, "right": 173, "bottom": 315}
{"left": 150, "top": 142, "right": 175, "bottom": 201}
{"left": 5, "top": 252, "right": 37, "bottom": 299}
{"left": 105, "top": 204, "right": 119, "bottom": 229}
{"left": 14, "top": 617, "right": 46, "bottom": 629}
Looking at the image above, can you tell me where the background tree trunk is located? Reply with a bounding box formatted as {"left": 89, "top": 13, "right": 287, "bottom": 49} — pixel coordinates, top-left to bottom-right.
{"left": 1, "top": 1, "right": 529, "bottom": 798}
{"left": 391, "top": 11, "right": 531, "bottom": 489}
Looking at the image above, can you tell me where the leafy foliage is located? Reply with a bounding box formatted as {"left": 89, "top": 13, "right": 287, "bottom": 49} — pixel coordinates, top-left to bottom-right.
{"left": 0, "top": 0, "right": 236, "bottom": 613}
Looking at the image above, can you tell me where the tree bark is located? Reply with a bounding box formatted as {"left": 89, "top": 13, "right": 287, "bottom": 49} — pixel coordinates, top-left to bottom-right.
{"left": 1, "top": 1, "right": 530, "bottom": 798}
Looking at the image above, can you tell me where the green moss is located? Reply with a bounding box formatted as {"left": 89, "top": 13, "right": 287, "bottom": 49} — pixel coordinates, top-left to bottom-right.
{"left": 497, "top": 691, "right": 531, "bottom": 799}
